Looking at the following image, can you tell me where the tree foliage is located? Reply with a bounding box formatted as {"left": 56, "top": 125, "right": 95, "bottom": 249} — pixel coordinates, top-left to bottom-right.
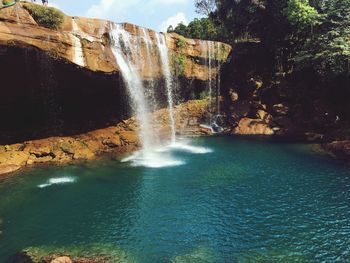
{"left": 295, "top": 0, "right": 350, "bottom": 77}
{"left": 167, "top": 18, "right": 222, "bottom": 41}
{"left": 285, "top": 0, "right": 320, "bottom": 29}
{"left": 189, "top": 0, "right": 350, "bottom": 78}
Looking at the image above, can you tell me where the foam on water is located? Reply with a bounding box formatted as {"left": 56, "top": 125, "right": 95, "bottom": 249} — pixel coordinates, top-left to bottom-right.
{"left": 38, "top": 176, "right": 77, "bottom": 188}
{"left": 121, "top": 150, "right": 184, "bottom": 168}
{"left": 122, "top": 139, "right": 213, "bottom": 167}
{"left": 170, "top": 142, "right": 213, "bottom": 154}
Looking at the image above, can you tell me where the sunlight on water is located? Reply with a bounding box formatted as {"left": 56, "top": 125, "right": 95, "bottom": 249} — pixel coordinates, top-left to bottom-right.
{"left": 37, "top": 176, "right": 77, "bottom": 188}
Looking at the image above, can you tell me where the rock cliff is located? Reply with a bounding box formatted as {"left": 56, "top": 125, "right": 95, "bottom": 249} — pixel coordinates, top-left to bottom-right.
{"left": 0, "top": 3, "right": 232, "bottom": 175}
{"left": 0, "top": 3, "right": 231, "bottom": 147}
{"left": 0, "top": 3, "right": 230, "bottom": 77}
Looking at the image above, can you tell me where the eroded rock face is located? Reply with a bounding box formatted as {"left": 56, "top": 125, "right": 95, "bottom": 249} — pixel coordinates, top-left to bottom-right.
{"left": 0, "top": 4, "right": 231, "bottom": 78}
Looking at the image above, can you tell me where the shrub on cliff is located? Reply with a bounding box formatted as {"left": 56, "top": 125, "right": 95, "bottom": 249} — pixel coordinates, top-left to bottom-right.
{"left": 2, "top": 0, "right": 15, "bottom": 5}
{"left": 23, "top": 3, "right": 64, "bottom": 30}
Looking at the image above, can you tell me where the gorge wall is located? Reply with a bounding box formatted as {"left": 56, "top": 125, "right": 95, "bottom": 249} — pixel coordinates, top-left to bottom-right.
{"left": 0, "top": 3, "right": 231, "bottom": 174}
{"left": 0, "top": 3, "right": 230, "bottom": 144}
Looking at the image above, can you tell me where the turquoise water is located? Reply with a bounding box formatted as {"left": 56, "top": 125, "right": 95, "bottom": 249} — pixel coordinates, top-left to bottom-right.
{"left": 1, "top": 137, "right": 350, "bottom": 262}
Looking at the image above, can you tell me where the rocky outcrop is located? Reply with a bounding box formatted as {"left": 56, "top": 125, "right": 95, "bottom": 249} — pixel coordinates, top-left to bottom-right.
{"left": 233, "top": 117, "right": 274, "bottom": 135}
{"left": 0, "top": 100, "right": 210, "bottom": 176}
{"left": 0, "top": 3, "right": 230, "bottom": 78}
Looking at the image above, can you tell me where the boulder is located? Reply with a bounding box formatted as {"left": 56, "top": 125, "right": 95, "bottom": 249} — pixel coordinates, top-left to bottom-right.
{"left": 233, "top": 118, "right": 274, "bottom": 135}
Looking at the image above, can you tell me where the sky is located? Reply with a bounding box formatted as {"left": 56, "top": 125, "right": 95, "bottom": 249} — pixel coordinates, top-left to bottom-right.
{"left": 48, "top": 0, "right": 199, "bottom": 32}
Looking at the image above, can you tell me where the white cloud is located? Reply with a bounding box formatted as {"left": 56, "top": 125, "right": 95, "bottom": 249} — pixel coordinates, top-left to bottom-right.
{"left": 159, "top": 12, "right": 188, "bottom": 32}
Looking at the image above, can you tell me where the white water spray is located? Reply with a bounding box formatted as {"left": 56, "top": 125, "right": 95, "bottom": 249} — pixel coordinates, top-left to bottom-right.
{"left": 111, "top": 24, "right": 185, "bottom": 168}
{"left": 110, "top": 24, "right": 154, "bottom": 152}
{"left": 38, "top": 176, "right": 77, "bottom": 188}
{"left": 155, "top": 33, "right": 176, "bottom": 144}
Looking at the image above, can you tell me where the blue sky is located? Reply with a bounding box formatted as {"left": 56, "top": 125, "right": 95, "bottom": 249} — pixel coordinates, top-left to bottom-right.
{"left": 49, "top": 0, "right": 199, "bottom": 31}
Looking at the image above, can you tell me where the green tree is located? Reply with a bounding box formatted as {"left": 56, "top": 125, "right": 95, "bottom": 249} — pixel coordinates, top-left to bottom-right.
{"left": 295, "top": 0, "right": 350, "bottom": 77}
{"left": 167, "top": 18, "right": 221, "bottom": 41}
{"left": 285, "top": 0, "right": 320, "bottom": 29}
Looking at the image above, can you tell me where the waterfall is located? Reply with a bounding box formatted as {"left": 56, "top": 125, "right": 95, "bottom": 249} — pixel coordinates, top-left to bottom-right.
{"left": 216, "top": 42, "right": 221, "bottom": 115}
{"left": 208, "top": 41, "right": 213, "bottom": 123}
{"left": 110, "top": 24, "right": 154, "bottom": 153}
{"left": 155, "top": 33, "right": 176, "bottom": 144}
{"left": 140, "top": 28, "right": 158, "bottom": 112}
{"left": 110, "top": 24, "right": 184, "bottom": 167}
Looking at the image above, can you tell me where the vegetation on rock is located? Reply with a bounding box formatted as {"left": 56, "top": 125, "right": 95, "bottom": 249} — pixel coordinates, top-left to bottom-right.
{"left": 172, "top": 53, "right": 186, "bottom": 76}
{"left": 23, "top": 3, "right": 64, "bottom": 29}
{"left": 2, "top": 0, "right": 14, "bottom": 5}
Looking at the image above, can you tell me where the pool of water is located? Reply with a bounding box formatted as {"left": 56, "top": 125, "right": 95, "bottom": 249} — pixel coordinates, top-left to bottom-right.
{"left": 1, "top": 137, "right": 350, "bottom": 262}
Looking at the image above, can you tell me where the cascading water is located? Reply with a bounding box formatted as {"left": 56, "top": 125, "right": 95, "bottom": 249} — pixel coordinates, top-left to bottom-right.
{"left": 216, "top": 42, "right": 221, "bottom": 115}
{"left": 110, "top": 24, "right": 154, "bottom": 153}
{"left": 208, "top": 41, "right": 213, "bottom": 122}
{"left": 140, "top": 28, "right": 158, "bottom": 112}
{"left": 110, "top": 24, "right": 184, "bottom": 167}
{"left": 155, "top": 33, "right": 176, "bottom": 145}
{"left": 199, "top": 41, "right": 224, "bottom": 134}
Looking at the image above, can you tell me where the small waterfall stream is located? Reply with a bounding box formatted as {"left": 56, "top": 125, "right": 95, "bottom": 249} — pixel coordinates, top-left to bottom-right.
{"left": 208, "top": 41, "right": 213, "bottom": 123}
{"left": 155, "top": 33, "right": 176, "bottom": 145}
{"left": 216, "top": 42, "right": 221, "bottom": 115}
{"left": 200, "top": 41, "right": 224, "bottom": 133}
